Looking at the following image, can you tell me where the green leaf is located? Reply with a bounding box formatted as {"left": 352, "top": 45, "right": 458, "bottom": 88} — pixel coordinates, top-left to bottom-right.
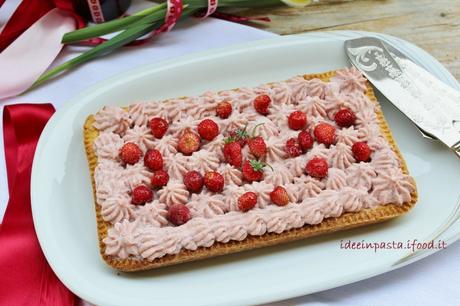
{"left": 249, "top": 159, "right": 265, "bottom": 171}
{"left": 249, "top": 159, "right": 273, "bottom": 171}
{"left": 224, "top": 136, "right": 236, "bottom": 144}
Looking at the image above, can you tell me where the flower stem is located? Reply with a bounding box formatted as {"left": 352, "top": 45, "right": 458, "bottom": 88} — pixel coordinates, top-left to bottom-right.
{"left": 62, "top": 0, "right": 282, "bottom": 43}
{"left": 32, "top": 0, "right": 285, "bottom": 91}
{"left": 62, "top": 2, "right": 167, "bottom": 44}
{"left": 33, "top": 7, "right": 198, "bottom": 89}
{"left": 33, "top": 23, "right": 158, "bottom": 89}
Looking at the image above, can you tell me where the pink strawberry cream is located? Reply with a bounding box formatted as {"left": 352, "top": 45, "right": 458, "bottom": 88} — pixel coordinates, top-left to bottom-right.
{"left": 92, "top": 68, "right": 415, "bottom": 261}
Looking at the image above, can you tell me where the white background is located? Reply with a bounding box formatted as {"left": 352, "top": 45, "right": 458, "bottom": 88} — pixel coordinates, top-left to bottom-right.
{"left": 1, "top": 1, "right": 459, "bottom": 305}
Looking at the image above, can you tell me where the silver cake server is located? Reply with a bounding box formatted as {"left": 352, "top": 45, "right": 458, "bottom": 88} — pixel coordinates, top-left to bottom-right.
{"left": 344, "top": 37, "right": 460, "bottom": 158}
{"left": 379, "top": 41, "right": 436, "bottom": 140}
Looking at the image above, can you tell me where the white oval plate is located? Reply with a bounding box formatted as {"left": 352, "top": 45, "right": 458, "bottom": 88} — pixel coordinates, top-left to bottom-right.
{"left": 31, "top": 31, "right": 460, "bottom": 306}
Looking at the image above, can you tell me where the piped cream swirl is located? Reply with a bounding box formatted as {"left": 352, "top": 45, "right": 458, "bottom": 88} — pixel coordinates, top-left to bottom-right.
{"left": 93, "top": 106, "right": 131, "bottom": 135}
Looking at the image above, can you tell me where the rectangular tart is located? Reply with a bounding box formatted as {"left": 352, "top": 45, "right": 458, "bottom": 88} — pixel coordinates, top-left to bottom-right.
{"left": 84, "top": 68, "right": 418, "bottom": 272}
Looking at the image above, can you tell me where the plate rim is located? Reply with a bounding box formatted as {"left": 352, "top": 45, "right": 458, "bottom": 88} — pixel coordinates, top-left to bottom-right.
{"left": 31, "top": 31, "right": 460, "bottom": 306}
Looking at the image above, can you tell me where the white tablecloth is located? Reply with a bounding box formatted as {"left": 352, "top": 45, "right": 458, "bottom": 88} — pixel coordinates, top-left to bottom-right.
{"left": 1, "top": 1, "right": 459, "bottom": 305}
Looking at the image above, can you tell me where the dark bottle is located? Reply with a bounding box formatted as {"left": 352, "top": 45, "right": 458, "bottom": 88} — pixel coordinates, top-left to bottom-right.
{"left": 74, "top": 0, "right": 132, "bottom": 23}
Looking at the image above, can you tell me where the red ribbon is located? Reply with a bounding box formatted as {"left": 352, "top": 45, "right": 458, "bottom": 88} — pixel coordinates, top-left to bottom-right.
{"left": 86, "top": 0, "right": 105, "bottom": 23}
{"left": 0, "top": 0, "right": 85, "bottom": 52}
{"left": 0, "top": 104, "right": 75, "bottom": 305}
{"left": 155, "top": 0, "right": 183, "bottom": 34}
{"left": 195, "top": 0, "right": 218, "bottom": 19}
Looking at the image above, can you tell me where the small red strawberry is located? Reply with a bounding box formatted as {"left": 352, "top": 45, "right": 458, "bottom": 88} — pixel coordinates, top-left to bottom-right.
{"left": 183, "top": 171, "right": 204, "bottom": 193}
{"left": 168, "top": 203, "right": 191, "bottom": 226}
{"left": 204, "top": 171, "right": 225, "bottom": 192}
{"left": 120, "top": 142, "right": 142, "bottom": 165}
{"left": 197, "top": 118, "right": 219, "bottom": 141}
{"left": 144, "top": 149, "right": 163, "bottom": 171}
{"left": 298, "top": 130, "right": 314, "bottom": 152}
{"left": 177, "top": 130, "right": 201, "bottom": 155}
{"left": 242, "top": 159, "right": 267, "bottom": 182}
{"left": 253, "top": 94, "right": 271, "bottom": 115}
{"left": 334, "top": 108, "right": 356, "bottom": 127}
{"left": 288, "top": 111, "right": 307, "bottom": 130}
{"left": 151, "top": 169, "right": 169, "bottom": 188}
{"left": 270, "top": 186, "right": 289, "bottom": 206}
{"left": 228, "top": 124, "right": 249, "bottom": 147}
{"left": 131, "top": 185, "right": 153, "bottom": 205}
{"left": 216, "top": 101, "right": 232, "bottom": 119}
{"left": 248, "top": 136, "right": 267, "bottom": 158}
{"left": 285, "top": 138, "right": 302, "bottom": 157}
{"left": 352, "top": 142, "right": 372, "bottom": 162}
{"left": 238, "top": 192, "right": 258, "bottom": 212}
{"left": 305, "top": 157, "right": 329, "bottom": 179}
{"left": 314, "top": 123, "right": 336, "bottom": 146}
{"left": 150, "top": 117, "right": 169, "bottom": 139}
{"left": 223, "top": 140, "right": 243, "bottom": 167}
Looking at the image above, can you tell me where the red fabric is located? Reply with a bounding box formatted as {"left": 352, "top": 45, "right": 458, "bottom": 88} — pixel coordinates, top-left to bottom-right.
{"left": 0, "top": 0, "right": 85, "bottom": 52}
{"left": 0, "top": 104, "right": 75, "bottom": 306}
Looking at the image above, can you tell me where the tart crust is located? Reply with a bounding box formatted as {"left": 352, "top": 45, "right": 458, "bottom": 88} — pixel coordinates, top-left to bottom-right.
{"left": 83, "top": 70, "right": 418, "bottom": 271}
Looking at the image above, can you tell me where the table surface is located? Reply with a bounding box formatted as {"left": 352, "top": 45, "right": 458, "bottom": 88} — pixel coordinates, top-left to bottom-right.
{"left": 242, "top": 0, "right": 460, "bottom": 80}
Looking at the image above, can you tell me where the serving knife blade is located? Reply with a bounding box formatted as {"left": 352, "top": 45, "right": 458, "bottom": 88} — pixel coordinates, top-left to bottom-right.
{"left": 344, "top": 37, "right": 460, "bottom": 157}
{"left": 380, "top": 41, "right": 436, "bottom": 140}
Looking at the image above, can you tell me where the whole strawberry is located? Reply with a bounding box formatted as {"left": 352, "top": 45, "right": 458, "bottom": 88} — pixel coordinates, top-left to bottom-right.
{"left": 183, "top": 171, "right": 204, "bottom": 193}
{"left": 305, "top": 157, "right": 329, "bottom": 179}
{"left": 216, "top": 101, "right": 232, "bottom": 119}
{"left": 313, "top": 123, "right": 336, "bottom": 146}
{"left": 150, "top": 117, "right": 169, "bottom": 139}
{"left": 242, "top": 159, "right": 267, "bottom": 182}
{"left": 168, "top": 203, "right": 191, "bottom": 226}
{"left": 120, "top": 142, "right": 142, "bottom": 165}
{"left": 334, "top": 108, "right": 356, "bottom": 127}
{"left": 144, "top": 149, "right": 163, "bottom": 171}
{"left": 131, "top": 185, "right": 153, "bottom": 205}
{"left": 298, "top": 130, "right": 314, "bottom": 152}
{"left": 285, "top": 138, "right": 302, "bottom": 158}
{"left": 253, "top": 94, "right": 271, "bottom": 115}
{"left": 270, "top": 186, "right": 289, "bottom": 206}
{"left": 197, "top": 118, "right": 219, "bottom": 141}
{"left": 151, "top": 169, "right": 169, "bottom": 188}
{"left": 238, "top": 192, "right": 258, "bottom": 212}
{"left": 248, "top": 136, "right": 267, "bottom": 158}
{"left": 204, "top": 171, "right": 225, "bottom": 192}
{"left": 177, "top": 130, "right": 201, "bottom": 155}
{"left": 352, "top": 142, "right": 372, "bottom": 162}
{"left": 223, "top": 140, "right": 243, "bottom": 167}
{"left": 288, "top": 111, "right": 307, "bottom": 130}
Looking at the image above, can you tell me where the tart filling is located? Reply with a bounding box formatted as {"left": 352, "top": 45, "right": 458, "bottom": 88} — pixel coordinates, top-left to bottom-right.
{"left": 91, "top": 68, "right": 416, "bottom": 261}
